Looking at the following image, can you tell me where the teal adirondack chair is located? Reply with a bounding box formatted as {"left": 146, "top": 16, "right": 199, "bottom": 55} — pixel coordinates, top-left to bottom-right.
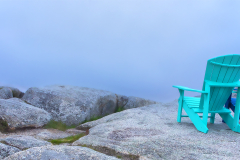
{"left": 173, "top": 54, "right": 240, "bottom": 133}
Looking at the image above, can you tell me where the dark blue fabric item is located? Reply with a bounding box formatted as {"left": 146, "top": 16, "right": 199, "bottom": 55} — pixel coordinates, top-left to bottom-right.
{"left": 225, "top": 94, "right": 236, "bottom": 111}
{"left": 222, "top": 93, "right": 239, "bottom": 123}
{"left": 231, "top": 98, "right": 236, "bottom": 107}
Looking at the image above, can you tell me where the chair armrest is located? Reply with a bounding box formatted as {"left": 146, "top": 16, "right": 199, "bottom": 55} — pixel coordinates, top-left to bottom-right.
{"left": 172, "top": 85, "right": 208, "bottom": 94}
{"left": 205, "top": 80, "right": 240, "bottom": 87}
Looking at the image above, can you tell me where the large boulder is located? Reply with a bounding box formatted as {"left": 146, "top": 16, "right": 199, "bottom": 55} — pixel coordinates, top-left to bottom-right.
{"left": 0, "top": 98, "right": 51, "bottom": 131}
{"left": 7, "top": 87, "right": 23, "bottom": 98}
{"left": 1, "top": 135, "right": 52, "bottom": 150}
{"left": 3, "top": 145, "right": 119, "bottom": 160}
{"left": 0, "top": 86, "right": 24, "bottom": 98}
{"left": 0, "top": 88, "right": 13, "bottom": 99}
{"left": 73, "top": 103, "right": 240, "bottom": 160}
{"left": 117, "top": 95, "right": 158, "bottom": 110}
{"left": 22, "top": 86, "right": 118, "bottom": 125}
{"left": 0, "top": 143, "right": 21, "bottom": 159}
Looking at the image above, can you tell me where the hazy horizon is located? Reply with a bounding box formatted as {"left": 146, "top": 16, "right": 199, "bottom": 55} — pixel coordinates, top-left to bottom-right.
{"left": 1, "top": 1, "right": 240, "bottom": 102}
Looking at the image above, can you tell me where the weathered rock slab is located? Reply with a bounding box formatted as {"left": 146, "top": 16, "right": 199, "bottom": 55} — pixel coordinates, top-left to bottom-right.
{"left": 3, "top": 145, "right": 119, "bottom": 160}
{"left": 22, "top": 86, "right": 118, "bottom": 125}
{"left": 0, "top": 143, "right": 21, "bottom": 159}
{"left": 1, "top": 135, "right": 52, "bottom": 150}
{"left": 0, "top": 128, "right": 86, "bottom": 143}
{"left": 36, "top": 129, "right": 85, "bottom": 140}
{"left": 66, "top": 128, "right": 86, "bottom": 135}
{"left": 74, "top": 103, "right": 240, "bottom": 160}
{"left": 0, "top": 98, "right": 51, "bottom": 130}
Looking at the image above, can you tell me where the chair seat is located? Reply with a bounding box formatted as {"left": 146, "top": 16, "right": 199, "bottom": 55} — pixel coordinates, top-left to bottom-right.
{"left": 183, "top": 96, "right": 231, "bottom": 114}
{"left": 193, "top": 108, "right": 231, "bottom": 113}
{"left": 184, "top": 96, "right": 200, "bottom": 108}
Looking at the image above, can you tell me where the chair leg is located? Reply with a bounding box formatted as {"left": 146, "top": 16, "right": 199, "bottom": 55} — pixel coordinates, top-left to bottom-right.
{"left": 177, "top": 99, "right": 183, "bottom": 123}
{"left": 177, "top": 90, "right": 184, "bottom": 123}
{"left": 202, "top": 92, "right": 210, "bottom": 125}
{"left": 183, "top": 102, "right": 208, "bottom": 133}
{"left": 219, "top": 113, "right": 240, "bottom": 132}
{"left": 210, "top": 113, "right": 215, "bottom": 124}
{"left": 233, "top": 90, "right": 240, "bottom": 131}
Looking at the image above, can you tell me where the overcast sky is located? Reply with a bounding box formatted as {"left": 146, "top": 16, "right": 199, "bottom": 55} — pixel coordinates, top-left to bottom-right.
{"left": 1, "top": 1, "right": 240, "bottom": 102}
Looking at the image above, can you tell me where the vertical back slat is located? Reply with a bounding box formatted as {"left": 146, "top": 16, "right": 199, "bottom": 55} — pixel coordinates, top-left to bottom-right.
{"left": 207, "top": 57, "right": 226, "bottom": 110}
{"left": 199, "top": 57, "right": 224, "bottom": 109}
{"left": 215, "top": 67, "right": 240, "bottom": 110}
{"left": 199, "top": 62, "right": 214, "bottom": 109}
{"left": 210, "top": 56, "right": 234, "bottom": 110}
{"left": 214, "top": 55, "right": 240, "bottom": 110}
{"left": 209, "top": 57, "right": 225, "bottom": 81}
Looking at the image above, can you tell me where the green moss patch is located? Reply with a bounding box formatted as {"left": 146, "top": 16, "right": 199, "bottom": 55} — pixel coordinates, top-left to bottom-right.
{"left": 44, "top": 120, "right": 78, "bottom": 131}
{"left": 115, "top": 106, "right": 125, "bottom": 113}
{"left": 50, "top": 133, "right": 86, "bottom": 145}
{"left": 0, "top": 119, "right": 9, "bottom": 133}
{"left": 45, "top": 105, "right": 126, "bottom": 130}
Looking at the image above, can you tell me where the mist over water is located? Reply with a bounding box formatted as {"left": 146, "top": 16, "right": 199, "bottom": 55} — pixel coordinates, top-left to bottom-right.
{"left": 1, "top": 1, "right": 240, "bottom": 102}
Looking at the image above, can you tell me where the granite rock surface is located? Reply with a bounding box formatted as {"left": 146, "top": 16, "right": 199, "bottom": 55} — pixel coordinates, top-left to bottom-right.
{"left": 0, "top": 98, "right": 51, "bottom": 130}
{"left": 1, "top": 135, "right": 52, "bottom": 150}
{"left": 73, "top": 102, "right": 240, "bottom": 160}
{"left": 22, "top": 86, "right": 118, "bottom": 125}
{"left": 0, "top": 88, "right": 13, "bottom": 99}
{"left": 22, "top": 85, "right": 157, "bottom": 125}
{"left": 0, "top": 143, "right": 21, "bottom": 159}
{"left": 119, "top": 95, "right": 158, "bottom": 110}
{"left": 36, "top": 129, "right": 85, "bottom": 140}
{"left": 3, "top": 145, "right": 119, "bottom": 160}
{"left": 0, "top": 86, "right": 24, "bottom": 98}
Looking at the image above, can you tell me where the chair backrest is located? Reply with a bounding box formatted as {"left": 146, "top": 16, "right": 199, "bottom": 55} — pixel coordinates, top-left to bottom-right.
{"left": 199, "top": 54, "right": 240, "bottom": 111}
